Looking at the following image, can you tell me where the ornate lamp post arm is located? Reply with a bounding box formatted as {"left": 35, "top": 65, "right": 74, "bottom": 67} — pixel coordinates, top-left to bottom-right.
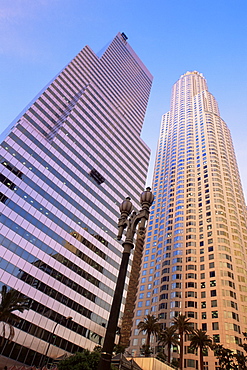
{"left": 98, "top": 188, "right": 154, "bottom": 370}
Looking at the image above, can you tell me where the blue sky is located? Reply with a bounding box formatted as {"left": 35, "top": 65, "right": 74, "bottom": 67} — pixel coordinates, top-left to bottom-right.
{"left": 0, "top": 0, "right": 247, "bottom": 197}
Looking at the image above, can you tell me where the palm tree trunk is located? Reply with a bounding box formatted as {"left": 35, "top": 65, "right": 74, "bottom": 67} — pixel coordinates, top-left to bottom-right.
{"left": 199, "top": 347, "right": 204, "bottom": 370}
{"left": 168, "top": 343, "right": 171, "bottom": 363}
{"left": 145, "top": 333, "right": 151, "bottom": 357}
{"left": 179, "top": 333, "right": 184, "bottom": 370}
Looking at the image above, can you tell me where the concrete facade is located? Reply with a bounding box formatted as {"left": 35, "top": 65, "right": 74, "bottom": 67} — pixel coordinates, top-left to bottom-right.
{"left": 129, "top": 72, "right": 247, "bottom": 369}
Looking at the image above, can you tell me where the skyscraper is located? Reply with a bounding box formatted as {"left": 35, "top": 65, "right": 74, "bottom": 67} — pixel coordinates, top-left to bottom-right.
{"left": 0, "top": 33, "right": 153, "bottom": 367}
{"left": 129, "top": 71, "right": 247, "bottom": 369}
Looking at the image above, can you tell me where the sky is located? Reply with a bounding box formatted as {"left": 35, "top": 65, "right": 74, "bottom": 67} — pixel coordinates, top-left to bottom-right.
{"left": 0, "top": 0, "right": 247, "bottom": 198}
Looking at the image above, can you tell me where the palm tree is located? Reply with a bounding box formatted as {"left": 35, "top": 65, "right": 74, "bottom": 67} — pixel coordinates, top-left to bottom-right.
{"left": 0, "top": 285, "right": 29, "bottom": 345}
{"left": 172, "top": 314, "right": 193, "bottom": 370}
{"left": 189, "top": 329, "right": 212, "bottom": 370}
{"left": 137, "top": 314, "right": 160, "bottom": 356}
{"left": 159, "top": 325, "right": 179, "bottom": 364}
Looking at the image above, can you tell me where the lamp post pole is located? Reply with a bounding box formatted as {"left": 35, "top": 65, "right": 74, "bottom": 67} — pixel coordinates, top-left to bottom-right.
{"left": 98, "top": 187, "right": 154, "bottom": 370}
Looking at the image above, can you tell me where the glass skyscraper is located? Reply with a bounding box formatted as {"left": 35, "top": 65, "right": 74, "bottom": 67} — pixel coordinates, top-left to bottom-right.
{"left": 129, "top": 71, "right": 247, "bottom": 369}
{"left": 0, "top": 32, "right": 153, "bottom": 367}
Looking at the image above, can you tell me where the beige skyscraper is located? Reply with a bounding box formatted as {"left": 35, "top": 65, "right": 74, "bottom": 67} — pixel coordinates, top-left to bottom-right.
{"left": 129, "top": 71, "right": 247, "bottom": 369}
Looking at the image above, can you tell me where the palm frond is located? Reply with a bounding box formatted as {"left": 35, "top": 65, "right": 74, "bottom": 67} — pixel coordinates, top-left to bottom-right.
{"left": 0, "top": 285, "right": 29, "bottom": 345}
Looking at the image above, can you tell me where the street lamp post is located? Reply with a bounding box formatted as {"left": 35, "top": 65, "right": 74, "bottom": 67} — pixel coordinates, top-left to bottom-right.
{"left": 98, "top": 187, "right": 154, "bottom": 370}
{"left": 42, "top": 316, "right": 73, "bottom": 369}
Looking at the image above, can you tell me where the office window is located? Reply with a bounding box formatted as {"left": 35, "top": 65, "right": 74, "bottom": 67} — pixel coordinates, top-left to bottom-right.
{"left": 212, "top": 322, "right": 219, "bottom": 330}
{"left": 133, "top": 338, "right": 138, "bottom": 346}
{"left": 171, "top": 283, "right": 182, "bottom": 289}
{"left": 213, "top": 334, "right": 220, "bottom": 343}
{"left": 187, "top": 359, "right": 195, "bottom": 367}
{"left": 210, "top": 280, "right": 216, "bottom": 287}
{"left": 211, "top": 300, "right": 217, "bottom": 307}
{"left": 211, "top": 290, "right": 217, "bottom": 297}
{"left": 187, "top": 311, "right": 197, "bottom": 319}
{"left": 212, "top": 311, "right": 218, "bottom": 318}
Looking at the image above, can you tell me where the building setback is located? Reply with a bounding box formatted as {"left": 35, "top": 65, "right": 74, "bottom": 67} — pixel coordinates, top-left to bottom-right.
{"left": 129, "top": 71, "right": 247, "bottom": 369}
{"left": 0, "top": 32, "right": 153, "bottom": 367}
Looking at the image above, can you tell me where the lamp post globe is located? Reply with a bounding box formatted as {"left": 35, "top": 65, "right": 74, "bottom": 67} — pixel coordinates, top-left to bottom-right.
{"left": 140, "top": 187, "right": 154, "bottom": 209}
{"left": 119, "top": 197, "right": 133, "bottom": 215}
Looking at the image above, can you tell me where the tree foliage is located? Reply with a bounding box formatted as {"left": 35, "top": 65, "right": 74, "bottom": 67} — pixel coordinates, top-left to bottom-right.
{"left": 233, "top": 353, "right": 247, "bottom": 370}
{"left": 241, "top": 332, "right": 247, "bottom": 353}
{"left": 113, "top": 343, "right": 126, "bottom": 354}
{"left": 137, "top": 314, "right": 160, "bottom": 356}
{"left": 140, "top": 344, "right": 153, "bottom": 357}
{"left": 158, "top": 326, "right": 179, "bottom": 364}
{"left": 189, "top": 329, "right": 212, "bottom": 370}
{"left": 58, "top": 351, "right": 100, "bottom": 370}
{"left": 57, "top": 349, "right": 118, "bottom": 370}
{"left": 213, "top": 344, "right": 235, "bottom": 370}
{"left": 213, "top": 337, "right": 247, "bottom": 370}
{"left": 0, "top": 285, "right": 29, "bottom": 345}
{"left": 172, "top": 314, "right": 193, "bottom": 369}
